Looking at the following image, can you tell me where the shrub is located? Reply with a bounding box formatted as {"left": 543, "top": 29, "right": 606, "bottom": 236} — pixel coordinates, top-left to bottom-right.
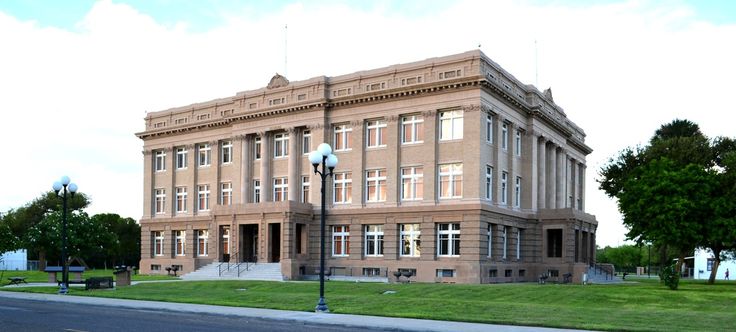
{"left": 659, "top": 264, "right": 679, "bottom": 290}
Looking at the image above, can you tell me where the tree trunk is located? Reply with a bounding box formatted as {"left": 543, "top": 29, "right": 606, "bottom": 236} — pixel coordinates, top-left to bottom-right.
{"left": 708, "top": 246, "right": 722, "bottom": 284}
{"left": 38, "top": 250, "right": 47, "bottom": 271}
{"left": 675, "top": 251, "right": 686, "bottom": 275}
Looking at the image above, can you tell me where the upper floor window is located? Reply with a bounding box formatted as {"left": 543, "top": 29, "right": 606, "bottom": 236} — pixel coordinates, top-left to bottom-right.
{"left": 364, "top": 225, "right": 384, "bottom": 256}
{"left": 365, "top": 169, "right": 386, "bottom": 202}
{"left": 402, "top": 115, "right": 424, "bottom": 144}
{"left": 198, "top": 184, "right": 210, "bottom": 211}
{"left": 274, "top": 133, "right": 289, "bottom": 158}
{"left": 301, "top": 176, "right": 310, "bottom": 203}
{"left": 254, "top": 137, "right": 262, "bottom": 160}
{"left": 401, "top": 166, "right": 423, "bottom": 201}
{"left": 501, "top": 124, "right": 508, "bottom": 150}
{"left": 437, "top": 223, "right": 460, "bottom": 256}
{"left": 253, "top": 179, "right": 261, "bottom": 203}
{"left": 334, "top": 125, "right": 352, "bottom": 151}
{"left": 220, "top": 182, "right": 232, "bottom": 205}
{"left": 515, "top": 130, "right": 522, "bottom": 156}
{"left": 154, "top": 189, "right": 166, "bottom": 214}
{"left": 176, "top": 147, "right": 187, "bottom": 169}
{"left": 198, "top": 143, "right": 211, "bottom": 167}
{"left": 221, "top": 140, "right": 232, "bottom": 164}
{"left": 514, "top": 176, "right": 522, "bottom": 208}
{"left": 516, "top": 229, "right": 522, "bottom": 259}
{"left": 501, "top": 172, "right": 508, "bottom": 205}
{"left": 332, "top": 225, "right": 350, "bottom": 256}
{"left": 175, "top": 187, "right": 187, "bottom": 213}
{"left": 366, "top": 120, "right": 387, "bottom": 148}
{"left": 333, "top": 172, "right": 352, "bottom": 204}
{"left": 487, "top": 224, "right": 493, "bottom": 257}
{"left": 439, "top": 110, "right": 463, "bottom": 141}
{"left": 438, "top": 163, "right": 463, "bottom": 199}
{"left": 154, "top": 150, "right": 166, "bottom": 172}
{"left": 302, "top": 130, "right": 311, "bottom": 155}
{"left": 486, "top": 115, "right": 494, "bottom": 143}
{"left": 485, "top": 166, "right": 493, "bottom": 200}
{"left": 400, "top": 224, "right": 421, "bottom": 257}
{"left": 273, "top": 177, "right": 288, "bottom": 201}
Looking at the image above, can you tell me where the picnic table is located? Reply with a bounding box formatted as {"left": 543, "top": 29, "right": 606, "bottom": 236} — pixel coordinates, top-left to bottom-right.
{"left": 44, "top": 266, "right": 86, "bottom": 283}
{"left": 7, "top": 277, "right": 27, "bottom": 286}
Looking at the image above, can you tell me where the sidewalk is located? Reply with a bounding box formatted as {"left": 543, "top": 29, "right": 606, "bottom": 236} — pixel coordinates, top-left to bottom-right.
{"left": 0, "top": 290, "right": 587, "bottom": 332}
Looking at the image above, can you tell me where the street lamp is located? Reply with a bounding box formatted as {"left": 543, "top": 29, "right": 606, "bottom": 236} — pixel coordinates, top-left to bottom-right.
{"left": 52, "top": 176, "right": 78, "bottom": 294}
{"left": 309, "top": 143, "right": 338, "bottom": 313}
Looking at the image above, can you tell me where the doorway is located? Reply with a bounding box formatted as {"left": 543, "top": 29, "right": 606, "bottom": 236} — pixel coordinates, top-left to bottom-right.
{"left": 242, "top": 224, "right": 258, "bottom": 262}
{"left": 269, "top": 223, "right": 281, "bottom": 262}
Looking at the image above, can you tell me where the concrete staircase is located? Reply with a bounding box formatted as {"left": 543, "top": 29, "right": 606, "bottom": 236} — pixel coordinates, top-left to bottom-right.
{"left": 181, "top": 262, "right": 284, "bottom": 281}
{"left": 586, "top": 265, "right": 623, "bottom": 284}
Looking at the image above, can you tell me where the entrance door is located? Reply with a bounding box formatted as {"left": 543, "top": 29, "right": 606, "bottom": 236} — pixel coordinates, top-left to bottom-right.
{"left": 242, "top": 224, "right": 258, "bottom": 262}
{"left": 220, "top": 226, "right": 230, "bottom": 262}
{"left": 269, "top": 223, "right": 281, "bottom": 262}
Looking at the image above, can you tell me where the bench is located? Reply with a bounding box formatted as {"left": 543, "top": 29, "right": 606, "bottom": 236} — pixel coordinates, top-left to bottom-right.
{"left": 7, "top": 277, "right": 27, "bottom": 286}
{"left": 45, "top": 266, "right": 85, "bottom": 283}
{"left": 538, "top": 274, "right": 549, "bottom": 284}
{"left": 563, "top": 273, "right": 573, "bottom": 284}
{"left": 85, "top": 277, "right": 113, "bottom": 290}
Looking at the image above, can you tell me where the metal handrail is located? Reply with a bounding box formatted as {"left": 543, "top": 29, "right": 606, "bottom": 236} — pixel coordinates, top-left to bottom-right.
{"left": 237, "top": 261, "right": 251, "bottom": 277}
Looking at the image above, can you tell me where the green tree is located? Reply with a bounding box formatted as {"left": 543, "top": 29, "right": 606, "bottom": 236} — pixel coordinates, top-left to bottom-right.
{"left": 90, "top": 213, "right": 140, "bottom": 267}
{"left": 705, "top": 139, "right": 736, "bottom": 283}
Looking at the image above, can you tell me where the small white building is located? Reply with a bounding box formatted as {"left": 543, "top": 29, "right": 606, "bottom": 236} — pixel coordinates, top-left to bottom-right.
{"left": 0, "top": 249, "right": 28, "bottom": 271}
{"left": 693, "top": 248, "right": 735, "bottom": 280}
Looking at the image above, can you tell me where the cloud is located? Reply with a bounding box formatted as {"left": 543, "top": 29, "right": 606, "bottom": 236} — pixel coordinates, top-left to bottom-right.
{"left": 1, "top": 0, "right": 733, "bottom": 246}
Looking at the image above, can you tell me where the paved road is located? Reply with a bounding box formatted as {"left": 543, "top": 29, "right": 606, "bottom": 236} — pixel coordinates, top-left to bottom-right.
{"left": 0, "top": 297, "right": 387, "bottom": 332}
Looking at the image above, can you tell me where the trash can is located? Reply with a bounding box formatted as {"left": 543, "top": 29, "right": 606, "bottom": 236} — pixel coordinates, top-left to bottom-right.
{"left": 114, "top": 265, "right": 132, "bottom": 287}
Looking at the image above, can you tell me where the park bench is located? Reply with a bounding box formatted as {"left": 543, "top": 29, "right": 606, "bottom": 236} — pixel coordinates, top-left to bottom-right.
{"left": 7, "top": 277, "right": 27, "bottom": 286}
{"left": 44, "top": 266, "right": 86, "bottom": 284}
{"left": 538, "top": 273, "right": 549, "bottom": 284}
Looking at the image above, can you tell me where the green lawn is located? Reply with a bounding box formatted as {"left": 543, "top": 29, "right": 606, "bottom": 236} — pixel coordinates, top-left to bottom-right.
{"left": 0, "top": 269, "right": 178, "bottom": 284}
{"left": 2, "top": 278, "right": 734, "bottom": 331}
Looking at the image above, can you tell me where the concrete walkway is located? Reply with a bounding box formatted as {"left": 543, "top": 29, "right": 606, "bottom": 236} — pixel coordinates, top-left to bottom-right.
{"left": 0, "top": 290, "right": 589, "bottom": 332}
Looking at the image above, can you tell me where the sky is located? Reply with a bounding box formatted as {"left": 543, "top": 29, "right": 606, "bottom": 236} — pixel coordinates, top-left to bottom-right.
{"left": 0, "top": 0, "right": 734, "bottom": 247}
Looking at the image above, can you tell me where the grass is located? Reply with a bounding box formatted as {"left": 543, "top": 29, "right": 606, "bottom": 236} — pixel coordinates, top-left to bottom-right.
{"left": 0, "top": 269, "right": 178, "bottom": 284}
{"left": 2, "top": 277, "right": 735, "bottom": 331}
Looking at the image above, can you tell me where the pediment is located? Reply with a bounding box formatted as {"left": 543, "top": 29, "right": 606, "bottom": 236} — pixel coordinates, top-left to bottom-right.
{"left": 267, "top": 73, "right": 289, "bottom": 89}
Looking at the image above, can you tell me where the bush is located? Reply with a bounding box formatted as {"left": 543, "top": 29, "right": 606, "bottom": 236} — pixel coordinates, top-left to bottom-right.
{"left": 659, "top": 264, "right": 680, "bottom": 290}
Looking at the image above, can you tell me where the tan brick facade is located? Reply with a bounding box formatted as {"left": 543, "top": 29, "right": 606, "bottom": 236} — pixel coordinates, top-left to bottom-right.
{"left": 136, "top": 50, "right": 597, "bottom": 283}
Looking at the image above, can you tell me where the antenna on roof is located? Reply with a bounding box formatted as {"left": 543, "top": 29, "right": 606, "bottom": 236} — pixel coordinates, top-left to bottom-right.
{"left": 284, "top": 24, "right": 288, "bottom": 77}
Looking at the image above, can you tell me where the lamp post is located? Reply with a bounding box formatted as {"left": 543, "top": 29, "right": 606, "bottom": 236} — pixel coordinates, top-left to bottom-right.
{"left": 309, "top": 143, "right": 338, "bottom": 313}
{"left": 648, "top": 243, "right": 652, "bottom": 278}
{"left": 52, "top": 176, "right": 78, "bottom": 294}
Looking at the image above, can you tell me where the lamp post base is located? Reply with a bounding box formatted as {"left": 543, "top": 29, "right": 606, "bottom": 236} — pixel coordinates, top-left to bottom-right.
{"left": 58, "top": 284, "right": 68, "bottom": 295}
{"left": 315, "top": 297, "right": 329, "bottom": 313}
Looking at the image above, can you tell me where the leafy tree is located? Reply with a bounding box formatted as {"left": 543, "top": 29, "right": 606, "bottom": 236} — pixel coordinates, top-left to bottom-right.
{"left": 0, "top": 217, "right": 18, "bottom": 254}
{"left": 705, "top": 140, "right": 736, "bottom": 283}
{"left": 90, "top": 214, "right": 140, "bottom": 267}
{"left": 595, "top": 245, "right": 644, "bottom": 272}
{"left": 24, "top": 210, "right": 113, "bottom": 266}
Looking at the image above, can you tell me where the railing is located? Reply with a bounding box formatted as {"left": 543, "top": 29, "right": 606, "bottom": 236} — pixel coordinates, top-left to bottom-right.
{"left": 236, "top": 261, "right": 251, "bottom": 277}
{"left": 218, "top": 251, "right": 239, "bottom": 277}
{"left": 590, "top": 261, "right": 615, "bottom": 280}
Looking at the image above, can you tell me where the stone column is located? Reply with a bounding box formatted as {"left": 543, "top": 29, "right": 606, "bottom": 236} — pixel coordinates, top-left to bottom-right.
{"left": 423, "top": 110, "right": 437, "bottom": 202}
{"left": 166, "top": 146, "right": 175, "bottom": 217}
{"left": 555, "top": 147, "right": 564, "bottom": 209}
{"left": 579, "top": 163, "right": 586, "bottom": 211}
{"left": 190, "top": 144, "right": 198, "bottom": 215}
{"left": 259, "top": 132, "right": 272, "bottom": 202}
{"left": 241, "top": 135, "right": 252, "bottom": 204}
{"left": 288, "top": 128, "right": 300, "bottom": 201}
{"left": 537, "top": 137, "right": 546, "bottom": 210}
{"left": 569, "top": 159, "right": 577, "bottom": 209}
{"left": 142, "top": 149, "right": 153, "bottom": 217}
{"left": 547, "top": 144, "right": 556, "bottom": 208}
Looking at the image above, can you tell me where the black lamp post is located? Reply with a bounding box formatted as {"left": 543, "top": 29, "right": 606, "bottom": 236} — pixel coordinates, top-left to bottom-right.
{"left": 648, "top": 243, "right": 652, "bottom": 278}
{"left": 53, "top": 176, "right": 78, "bottom": 294}
{"left": 309, "top": 143, "right": 338, "bottom": 313}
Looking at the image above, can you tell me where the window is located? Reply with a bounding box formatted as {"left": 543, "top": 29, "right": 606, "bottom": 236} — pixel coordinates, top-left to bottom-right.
{"left": 365, "top": 169, "right": 387, "bottom": 202}
{"left": 400, "top": 224, "right": 421, "bottom": 257}
{"left": 302, "top": 130, "right": 311, "bottom": 154}
{"left": 220, "top": 182, "right": 232, "bottom": 205}
{"left": 501, "top": 124, "right": 508, "bottom": 150}
{"left": 401, "top": 167, "right": 423, "bottom": 201}
{"left": 366, "top": 120, "right": 387, "bottom": 148}
{"left": 175, "top": 117, "right": 187, "bottom": 124}
{"left": 436, "top": 269, "right": 456, "bottom": 278}
{"left": 296, "top": 224, "right": 306, "bottom": 254}
{"left": 515, "top": 176, "right": 522, "bottom": 208}
{"left": 253, "top": 180, "right": 261, "bottom": 203}
{"left": 332, "top": 225, "right": 350, "bottom": 256}
{"left": 486, "top": 114, "right": 493, "bottom": 143}
{"left": 503, "top": 226, "right": 508, "bottom": 260}
{"left": 365, "top": 82, "right": 386, "bottom": 91}
{"left": 487, "top": 224, "right": 493, "bottom": 257}
{"left": 154, "top": 189, "right": 166, "bottom": 214}
{"left": 175, "top": 230, "right": 185, "bottom": 256}
{"left": 517, "top": 229, "right": 522, "bottom": 259}
{"left": 198, "top": 143, "right": 211, "bottom": 167}
{"left": 514, "top": 130, "right": 522, "bottom": 156}
{"left": 301, "top": 176, "right": 310, "bottom": 203}
{"left": 176, "top": 147, "right": 187, "bottom": 169}
{"left": 439, "top": 110, "right": 463, "bottom": 141}
{"left": 333, "top": 172, "right": 352, "bottom": 204}
{"left": 198, "top": 184, "right": 210, "bottom": 211}
{"left": 437, "top": 223, "right": 460, "bottom": 256}
{"left": 175, "top": 187, "right": 187, "bottom": 213}
{"left": 221, "top": 227, "right": 230, "bottom": 255}
{"left": 501, "top": 172, "right": 508, "bottom": 205}
{"left": 153, "top": 231, "right": 163, "bottom": 256}
{"left": 151, "top": 264, "right": 161, "bottom": 271}
{"left": 363, "top": 268, "right": 381, "bottom": 276}
{"left": 547, "top": 229, "right": 563, "bottom": 257}
{"left": 273, "top": 177, "right": 288, "bottom": 201}
{"left": 197, "top": 230, "right": 208, "bottom": 256}
{"left": 254, "top": 137, "right": 261, "bottom": 160}
{"left": 274, "top": 133, "right": 289, "bottom": 158}
{"left": 519, "top": 269, "right": 526, "bottom": 277}
{"left": 221, "top": 140, "right": 232, "bottom": 164}
{"left": 505, "top": 269, "right": 513, "bottom": 277}
{"left": 154, "top": 150, "right": 166, "bottom": 172}
{"left": 334, "top": 125, "right": 352, "bottom": 151}
{"left": 438, "top": 163, "right": 463, "bottom": 199}
{"left": 485, "top": 166, "right": 493, "bottom": 200}
{"left": 489, "top": 269, "right": 498, "bottom": 278}
{"left": 364, "top": 225, "right": 384, "bottom": 256}
{"left": 401, "top": 115, "right": 424, "bottom": 144}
